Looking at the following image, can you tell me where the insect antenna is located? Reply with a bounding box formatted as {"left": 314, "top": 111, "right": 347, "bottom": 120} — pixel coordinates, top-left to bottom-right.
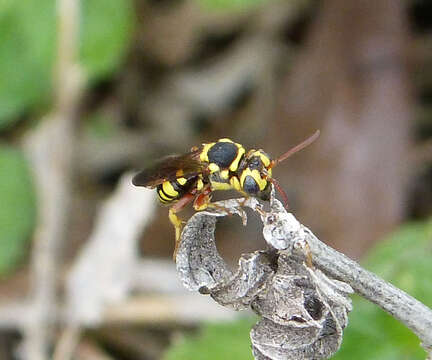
{"left": 270, "top": 130, "right": 320, "bottom": 168}
{"left": 265, "top": 130, "right": 319, "bottom": 209}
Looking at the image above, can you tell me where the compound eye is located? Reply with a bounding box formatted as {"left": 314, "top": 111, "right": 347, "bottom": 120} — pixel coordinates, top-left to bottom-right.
{"left": 242, "top": 175, "right": 259, "bottom": 195}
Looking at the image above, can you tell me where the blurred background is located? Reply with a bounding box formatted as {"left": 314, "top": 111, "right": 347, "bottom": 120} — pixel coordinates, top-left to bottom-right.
{"left": 0, "top": 0, "right": 431, "bottom": 359}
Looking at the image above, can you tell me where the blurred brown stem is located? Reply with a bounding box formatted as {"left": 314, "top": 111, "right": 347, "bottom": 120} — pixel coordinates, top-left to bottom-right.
{"left": 20, "top": 0, "right": 84, "bottom": 359}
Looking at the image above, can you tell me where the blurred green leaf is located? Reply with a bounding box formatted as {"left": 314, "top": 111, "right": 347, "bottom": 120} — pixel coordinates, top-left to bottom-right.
{"left": 0, "top": 0, "right": 134, "bottom": 129}
{"left": 163, "top": 317, "right": 256, "bottom": 360}
{"left": 0, "top": 145, "right": 36, "bottom": 275}
{"left": 334, "top": 219, "right": 432, "bottom": 360}
{"left": 80, "top": 0, "right": 134, "bottom": 81}
{"left": 195, "top": 0, "right": 265, "bottom": 10}
{"left": 0, "top": 0, "right": 56, "bottom": 128}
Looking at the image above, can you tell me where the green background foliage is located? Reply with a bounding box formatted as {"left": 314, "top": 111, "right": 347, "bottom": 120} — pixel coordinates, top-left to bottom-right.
{"left": 80, "top": 0, "right": 134, "bottom": 81}
{"left": 164, "top": 317, "right": 257, "bottom": 360}
{"left": 0, "top": 145, "right": 36, "bottom": 275}
{"left": 0, "top": 0, "right": 134, "bottom": 274}
{"left": 0, "top": 0, "right": 134, "bottom": 129}
{"left": 196, "top": 0, "right": 265, "bottom": 10}
{"left": 0, "top": 0, "right": 56, "bottom": 127}
{"left": 163, "top": 219, "right": 432, "bottom": 360}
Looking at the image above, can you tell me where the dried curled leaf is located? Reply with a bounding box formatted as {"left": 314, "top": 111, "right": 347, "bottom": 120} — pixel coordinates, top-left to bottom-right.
{"left": 176, "top": 189, "right": 353, "bottom": 360}
{"left": 250, "top": 255, "right": 352, "bottom": 359}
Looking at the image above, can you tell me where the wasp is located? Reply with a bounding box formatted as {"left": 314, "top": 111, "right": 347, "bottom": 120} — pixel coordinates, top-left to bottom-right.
{"left": 132, "top": 130, "right": 319, "bottom": 258}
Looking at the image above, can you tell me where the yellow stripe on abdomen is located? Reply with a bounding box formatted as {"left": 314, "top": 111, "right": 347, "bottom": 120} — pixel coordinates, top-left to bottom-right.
{"left": 162, "top": 181, "right": 179, "bottom": 198}
{"left": 157, "top": 181, "right": 180, "bottom": 204}
{"left": 158, "top": 189, "right": 173, "bottom": 203}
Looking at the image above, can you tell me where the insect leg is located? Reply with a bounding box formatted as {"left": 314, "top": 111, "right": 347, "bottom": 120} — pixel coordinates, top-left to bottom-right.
{"left": 193, "top": 186, "right": 234, "bottom": 216}
{"left": 170, "top": 193, "right": 195, "bottom": 260}
{"left": 193, "top": 185, "right": 212, "bottom": 211}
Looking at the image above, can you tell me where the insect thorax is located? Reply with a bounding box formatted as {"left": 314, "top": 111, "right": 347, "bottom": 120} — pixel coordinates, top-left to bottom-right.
{"left": 199, "top": 140, "right": 273, "bottom": 200}
{"left": 200, "top": 139, "right": 245, "bottom": 173}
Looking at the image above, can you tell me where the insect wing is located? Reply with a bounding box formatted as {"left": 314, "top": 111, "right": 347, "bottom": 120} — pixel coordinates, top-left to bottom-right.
{"left": 132, "top": 151, "right": 203, "bottom": 188}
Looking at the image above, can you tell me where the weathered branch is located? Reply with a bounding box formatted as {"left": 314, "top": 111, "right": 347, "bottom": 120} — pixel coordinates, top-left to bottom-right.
{"left": 176, "top": 190, "right": 432, "bottom": 359}
{"left": 306, "top": 228, "right": 432, "bottom": 354}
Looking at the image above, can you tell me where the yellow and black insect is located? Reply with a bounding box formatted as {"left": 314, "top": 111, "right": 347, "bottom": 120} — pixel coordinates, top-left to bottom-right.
{"left": 132, "top": 131, "right": 320, "bottom": 258}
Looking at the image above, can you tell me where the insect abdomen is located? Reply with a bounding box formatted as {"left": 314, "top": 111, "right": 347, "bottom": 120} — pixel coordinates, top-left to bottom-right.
{"left": 156, "top": 177, "right": 194, "bottom": 204}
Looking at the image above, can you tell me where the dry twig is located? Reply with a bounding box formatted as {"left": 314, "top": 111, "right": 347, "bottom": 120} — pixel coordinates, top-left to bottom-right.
{"left": 176, "top": 189, "right": 432, "bottom": 359}
{"left": 20, "top": 0, "right": 84, "bottom": 359}
{"left": 65, "top": 174, "right": 157, "bottom": 326}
